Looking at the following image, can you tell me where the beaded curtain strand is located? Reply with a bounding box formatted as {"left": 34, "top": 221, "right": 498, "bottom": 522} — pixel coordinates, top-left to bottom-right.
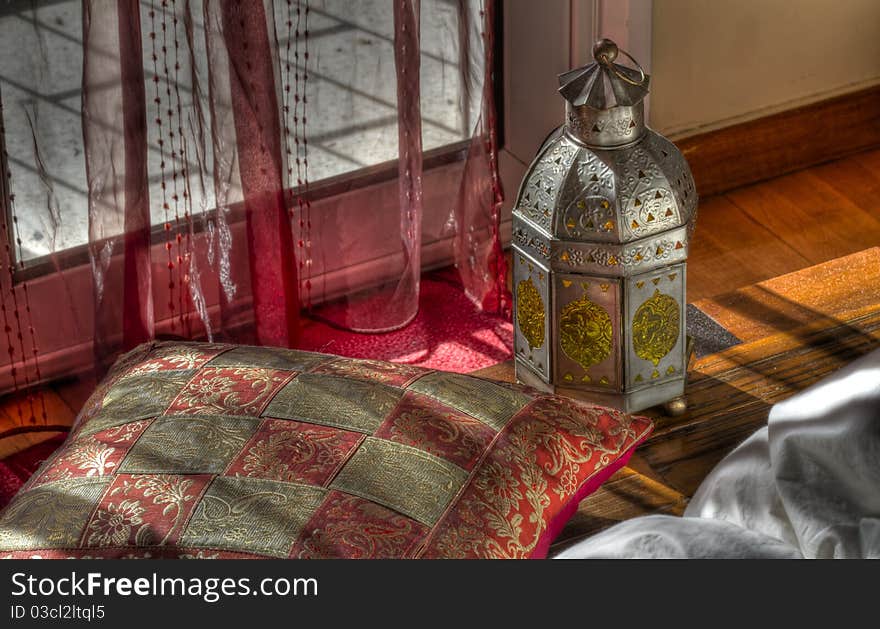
{"left": 278, "top": 0, "right": 312, "bottom": 312}
{"left": 148, "top": 0, "right": 178, "bottom": 332}
{"left": 169, "top": 0, "right": 195, "bottom": 335}
{"left": 301, "top": 1, "right": 312, "bottom": 310}
{"left": 280, "top": 0, "right": 296, "bottom": 291}
{"left": 158, "top": 0, "right": 188, "bottom": 332}
{"left": 0, "top": 98, "right": 47, "bottom": 424}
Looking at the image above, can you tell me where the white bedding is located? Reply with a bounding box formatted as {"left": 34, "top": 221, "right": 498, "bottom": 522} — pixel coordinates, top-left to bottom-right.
{"left": 554, "top": 347, "right": 880, "bottom": 559}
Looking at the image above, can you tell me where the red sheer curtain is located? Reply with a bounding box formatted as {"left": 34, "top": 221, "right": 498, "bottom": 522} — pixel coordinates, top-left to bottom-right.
{"left": 453, "top": 0, "right": 510, "bottom": 316}
{"left": 0, "top": 0, "right": 509, "bottom": 438}
{"left": 83, "top": 0, "right": 299, "bottom": 367}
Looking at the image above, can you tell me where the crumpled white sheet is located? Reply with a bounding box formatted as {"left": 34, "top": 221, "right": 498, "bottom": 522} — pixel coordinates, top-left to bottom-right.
{"left": 554, "top": 347, "right": 880, "bottom": 559}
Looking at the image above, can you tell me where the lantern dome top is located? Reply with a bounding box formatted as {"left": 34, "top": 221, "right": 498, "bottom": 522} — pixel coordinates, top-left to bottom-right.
{"left": 558, "top": 38, "right": 650, "bottom": 110}
{"left": 513, "top": 129, "right": 696, "bottom": 248}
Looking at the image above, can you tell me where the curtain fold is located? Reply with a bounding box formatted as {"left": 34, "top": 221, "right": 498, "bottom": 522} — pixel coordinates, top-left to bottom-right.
{"left": 82, "top": 0, "right": 154, "bottom": 370}
{"left": 0, "top": 0, "right": 510, "bottom": 425}
{"left": 453, "top": 0, "right": 510, "bottom": 316}
{"left": 304, "top": 0, "right": 425, "bottom": 333}
{"left": 217, "top": 0, "right": 299, "bottom": 347}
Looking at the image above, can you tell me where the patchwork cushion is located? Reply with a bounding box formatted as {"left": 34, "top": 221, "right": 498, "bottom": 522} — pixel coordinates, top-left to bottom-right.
{"left": 0, "top": 341, "right": 652, "bottom": 559}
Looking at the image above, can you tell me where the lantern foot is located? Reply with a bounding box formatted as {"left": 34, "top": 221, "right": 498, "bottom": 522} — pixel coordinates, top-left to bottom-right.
{"left": 663, "top": 395, "right": 688, "bottom": 417}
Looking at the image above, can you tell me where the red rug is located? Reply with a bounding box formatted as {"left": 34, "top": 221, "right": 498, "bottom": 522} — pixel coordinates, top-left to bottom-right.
{"left": 299, "top": 274, "right": 513, "bottom": 373}
{"left": 0, "top": 434, "right": 66, "bottom": 509}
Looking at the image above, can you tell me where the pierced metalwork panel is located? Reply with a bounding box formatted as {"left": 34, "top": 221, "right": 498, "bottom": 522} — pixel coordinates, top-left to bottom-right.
{"left": 511, "top": 222, "right": 551, "bottom": 263}
{"left": 551, "top": 225, "right": 688, "bottom": 277}
{"left": 624, "top": 262, "right": 686, "bottom": 392}
{"left": 553, "top": 274, "right": 621, "bottom": 393}
{"left": 565, "top": 103, "right": 644, "bottom": 147}
{"left": 651, "top": 133, "right": 698, "bottom": 233}
{"left": 609, "top": 131, "right": 688, "bottom": 243}
{"left": 512, "top": 249, "right": 551, "bottom": 382}
{"left": 553, "top": 150, "right": 619, "bottom": 243}
{"left": 515, "top": 137, "right": 579, "bottom": 233}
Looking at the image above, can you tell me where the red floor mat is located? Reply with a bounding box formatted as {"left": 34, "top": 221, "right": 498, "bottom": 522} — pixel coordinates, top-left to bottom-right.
{"left": 0, "top": 434, "right": 66, "bottom": 510}
{"left": 299, "top": 275, "right": 513, "bottom": 373}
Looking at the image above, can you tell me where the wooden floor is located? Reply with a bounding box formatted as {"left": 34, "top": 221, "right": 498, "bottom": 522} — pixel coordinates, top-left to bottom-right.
{"left": 2, "top": 147, "right": 880, "bottom": 461}
{"left": 688, "top": 147, "right": 880, "bottom": 302}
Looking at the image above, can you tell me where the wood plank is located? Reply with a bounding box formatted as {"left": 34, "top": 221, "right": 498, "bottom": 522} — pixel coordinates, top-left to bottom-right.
{"left": 469, "top": 359, "right": 515, "bottom": 383}
{"left": 809, "top": 150, "right": 880, "bottom": 219}
{"left": 858, "top": 147, "right": 880, "bottom": 178}
{"left": 0, "top": 387, "right": 74, "bottom": 459}
{"left": 676, "top": 84, "right": 880, "bottom": 197}
{"left": 640, "top": 308, "right": 880, "bottom": 495}
{"left": 51, "top": 376, "right": 98, "bottom": 421}
{"left": 725, "top": 170, "right": 880, "bottom": 266}
{"left": 688, "top": 195, "right": 811, "bottom": 302}
{"left": 694, "top": 248, "right": 880, "bottom": 342}
{"left": 0, "top": 431, "right": 67, "bottom": 461}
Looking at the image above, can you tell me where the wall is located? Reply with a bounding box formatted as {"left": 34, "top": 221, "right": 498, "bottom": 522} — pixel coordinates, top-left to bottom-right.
{"left": 650, "top": 0, "right": 880, "bottom": 138}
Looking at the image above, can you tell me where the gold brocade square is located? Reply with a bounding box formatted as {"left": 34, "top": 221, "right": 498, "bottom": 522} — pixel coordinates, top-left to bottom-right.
{"left": 408, "top": 372, "right": 531, "bottom": 432}
{"left": 179, "top": 477, "right": 326, "bottom": 558}
{"left": 0, "top": 478, "right": 110, "bottom": 550}
{"left": 263, "top": 374, "right": 403, "bottom": 434}
{"left": 330, "top": 437, "right": 468, "bottom": 526}
{"left": 206, "top": 345, "right": 329, "bottom": 372}
{"left": 117, "top": 415, "right": 261, "bottom": 474}
{"left": 79, "top": 370, "right": 196, "bottom": 437}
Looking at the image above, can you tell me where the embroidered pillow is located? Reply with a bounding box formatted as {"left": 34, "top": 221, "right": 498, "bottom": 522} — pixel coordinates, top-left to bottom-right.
{"left": 0, "top": 342, "right": 652, "bottom": 559}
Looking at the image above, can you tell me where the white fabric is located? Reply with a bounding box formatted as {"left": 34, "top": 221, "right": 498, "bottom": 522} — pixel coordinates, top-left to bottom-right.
{"left": 554, "top": 348, "right": 880, "bottom": 559}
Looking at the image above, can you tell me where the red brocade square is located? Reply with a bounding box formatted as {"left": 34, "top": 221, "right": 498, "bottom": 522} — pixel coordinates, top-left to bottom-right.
{"left": 118, "top": 343, "right": 229, "bottom": 378}
{"left": 290, "top": 491, "right": 430, "bottom": 559}
{"left": 81, "top": 474, "right": 212, "bottom": 548}
{"left": 165, "top": 367, "right": 293, "bottom": 416}
{"left": 375, "top": 392, "right": 496, "bottom": 470}
{"left": 225, "top": 419, "right": 363, "bottom": 486}
{"left": 31, "top": 420, "right": 152, "bottom": 487}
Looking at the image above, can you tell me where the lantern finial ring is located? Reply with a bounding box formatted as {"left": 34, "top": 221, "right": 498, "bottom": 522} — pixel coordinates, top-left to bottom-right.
{"left": 593, "top": 38, "right": 647, "bottom": 87}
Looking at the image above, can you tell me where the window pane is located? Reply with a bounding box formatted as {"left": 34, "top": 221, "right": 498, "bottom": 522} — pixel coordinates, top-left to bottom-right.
{"left": 0, "top": 0, "right": 87, "bottom": 260}
{"left": 1, "top": 0, "right": 482, "bottom": 263}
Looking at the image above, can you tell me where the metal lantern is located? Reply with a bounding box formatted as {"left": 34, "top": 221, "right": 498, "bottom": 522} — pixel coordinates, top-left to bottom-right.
{"left": 512, "top": 39, "right": 697, "bottom": 415}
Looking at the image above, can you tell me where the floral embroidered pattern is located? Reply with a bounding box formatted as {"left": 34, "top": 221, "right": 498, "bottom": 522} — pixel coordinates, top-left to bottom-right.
{"left": 166, "top": 367, "right": 292, "bottom": 416}
{"left": 83, "top": 474, "right": 211, "bottom": 547}
{"left": 121, "top": 343, "right": 229, "bottom": 378}
{"left": 311, "top": 358, "right": 428, "bottom": 387}
{"left": 420, "top": 397, "right": 651, "bottom": 558}
{"left": 86, "top": 500, "right": 146, "bottom": 546}
{"left": 291, "top": 491, "right": 428, "bottom": 558}
{"left": 32, "top": 420, "right": 151, "bottom": 486}
{"left": 226, "top": 419, "right": 363, "bottom": 486}
{"left": 375, "top": 392, "right": 495, "bottom": 470}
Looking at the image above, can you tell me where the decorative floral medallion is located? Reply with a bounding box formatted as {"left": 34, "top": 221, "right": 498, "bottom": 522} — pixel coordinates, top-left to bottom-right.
{"left": 632, "top": 288, "right": 680, "bottom": 366}
{"left": 559, "top": 295, "right": 613, "bottom": 368}
{"left": 516, "top": 277, "right": 545, "bottom": 349}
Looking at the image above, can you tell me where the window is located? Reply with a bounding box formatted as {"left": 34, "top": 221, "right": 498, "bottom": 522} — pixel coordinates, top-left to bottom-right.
{"left": 0, "top": 0, "right": 481, "bottom": 263}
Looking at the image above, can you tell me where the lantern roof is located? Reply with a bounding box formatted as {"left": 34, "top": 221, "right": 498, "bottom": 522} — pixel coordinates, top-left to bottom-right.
{"left": 513, "top": 130, "right": 697, "bottom": 246}
{"left": 558, "top": 38, "right": 650, "bottom": 109}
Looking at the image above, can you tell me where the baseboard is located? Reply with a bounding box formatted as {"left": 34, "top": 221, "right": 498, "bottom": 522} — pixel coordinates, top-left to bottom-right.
{"left": 675, "top": 84, "right": 880, "bottom": 198}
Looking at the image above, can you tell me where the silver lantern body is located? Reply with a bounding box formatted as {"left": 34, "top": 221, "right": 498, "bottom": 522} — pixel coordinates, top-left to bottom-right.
{"left": 512, "top": 39, "right": 697, "bottom": 414}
